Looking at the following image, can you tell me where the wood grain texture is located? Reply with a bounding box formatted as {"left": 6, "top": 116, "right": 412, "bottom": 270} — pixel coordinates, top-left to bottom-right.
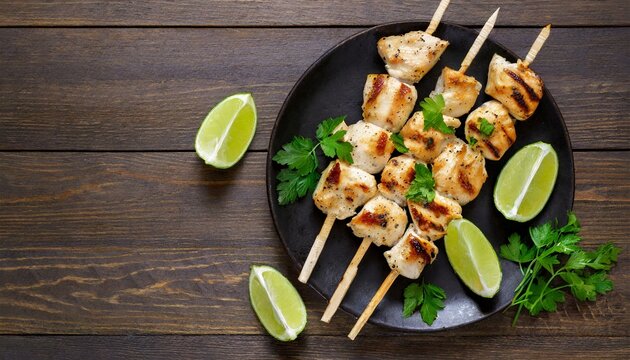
{"left": 0, "top": 152, "right": 627, "bottom": 335}
{"left": 1, "top": 335, "right": 629, "bottom": 359}
{"left": 1, "top": 0, "right": 628, "bottom": 27}
{"left": 1, "top": 27, "right": 628, "bottom": 151}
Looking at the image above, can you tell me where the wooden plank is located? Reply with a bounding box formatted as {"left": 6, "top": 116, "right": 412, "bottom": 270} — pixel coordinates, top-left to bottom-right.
{"left": 0, "top": 0, "right": 628, "bottom": 26}
{"left": 0, "top": 27, "right": 628, "bottom": 151}
{"left": 1, "top": 335, "right": 628, "bottom": 359}
{"left": 0, "top": 151, "right": 627, "bottom": 335}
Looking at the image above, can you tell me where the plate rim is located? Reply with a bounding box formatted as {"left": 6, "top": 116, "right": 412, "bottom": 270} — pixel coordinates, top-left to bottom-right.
{"left": 265, "top": 20, "right": 575, "bottom": 332}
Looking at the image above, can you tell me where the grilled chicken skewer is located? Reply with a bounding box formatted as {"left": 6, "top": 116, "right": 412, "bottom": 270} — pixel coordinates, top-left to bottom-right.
{"left": 300, "top": 119, "right": 395, "bottom": 283}
{"left": 348, "top": 225, "right": 441, "bottom": 340}
{"left": 377, "top": 0, "right": 451, "bottom": 84}
{"left": 298, "top": 160, "right": 377, "bottom": 283}
{"left": 430, "top": 8, "right": 500, "bottom": 117}
{"left": 321, "top": 194, "right": 408, "bottom": 323}
{"left": 400, "top": 110, "right": 461, "bottom": 163}
{"left": 485, "top": 25, "right": 551, "bottom": 120}
{"left": 321, "top": 155, "right": 417, "bottom": 322}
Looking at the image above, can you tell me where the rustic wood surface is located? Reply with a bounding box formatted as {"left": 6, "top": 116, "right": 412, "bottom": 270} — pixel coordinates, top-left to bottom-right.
{"left": 0, "top": 1, "right": 628, "bottom": 358}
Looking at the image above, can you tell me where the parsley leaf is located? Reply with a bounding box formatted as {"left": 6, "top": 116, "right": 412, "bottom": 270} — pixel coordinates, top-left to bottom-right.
{"left": 405, "top": 163, "right": 435, "bottom": 204}
{"left": 316, "top": 116, "right": 346, "bottom": 140}
{"left": 420, "top": 94, "right": 454, "bottom": 134}
{"left": 478, "top": 117, "right": 495, "bottom": 136}
{"left": 272, "top": 136, "right": 317, "bottom": 176}
{"left": 467, "top": 136, "right": 478, "bottom": 147}
{"left": 273, "top": 116, "right": 353, "bottom": 205}
{"left": 276, "top": 169, "right": 320, "bottom": 205}
{"left": 502, "top": 212, "right": 621, "bottom": 325}
{"left": 500, "top": 233, "right": 536, "bottom": 263}
{"left": 390, "top": 133, "right": 409, "bottom": 153}
{"left": 402, "top": 281, "right": 446, "bottom": 325}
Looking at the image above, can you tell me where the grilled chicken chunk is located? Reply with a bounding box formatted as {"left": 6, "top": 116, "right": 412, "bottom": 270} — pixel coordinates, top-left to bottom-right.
{"left": 362, "top": 74, "right": 418, "bottom": 133}
{"left": 485, "top": 54, "right": 544, "bottom": 120}
{"left": 430, "top": 66, "right": 482, "bottom": 117}
{"left": 313, "top": 160, "right": 377, "bottom": 220}
{"left": 348, "top": 195, "right": 408, "bottom": 247}
{"left": 408, "top": 191, "right": 462, "bottom": 241}
{"left": 378, "top": 155, "right": 418, "bottom": 207}
{"left": 465, "top": 100, "right": 516, "bottom": 161}
{"left": 377, "top": 31, "right": 449, "bottom": 84}
{"left": 384, "top": 225, "right": 439, "bottom": 279}
{"left": 345, "top": 121, "right": 396, "bottom": 174}
{"left": 432, "top": 139, "right": 487, "bottom": 205}
{"left": 400, "top": 111, "right": 461, "bottom": 163}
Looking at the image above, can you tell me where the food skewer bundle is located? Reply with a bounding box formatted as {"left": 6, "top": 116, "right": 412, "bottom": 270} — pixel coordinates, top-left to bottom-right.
{"left": 320, "top": 0, "right": 455, "bottom": 322}
{"left": 348, "top": 23, "right": 553, "bottom": 339}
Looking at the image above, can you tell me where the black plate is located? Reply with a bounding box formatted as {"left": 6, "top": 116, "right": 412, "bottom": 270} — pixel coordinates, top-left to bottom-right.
{"left": 266, "top": 21, "right": 574, "bottom": 332}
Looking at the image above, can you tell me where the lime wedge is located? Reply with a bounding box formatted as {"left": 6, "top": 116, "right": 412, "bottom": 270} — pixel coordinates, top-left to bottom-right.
{"left": 494, "top": 142, "right": 558, "bottom": 222}
{"left": 249, "top": 265, "right": 307, "bottom": 341}
{"left": 445, "top": 219, "right": 502, "bottom": 298}
{"left": 195, "top": 93, "right": 257, "bottom": 168}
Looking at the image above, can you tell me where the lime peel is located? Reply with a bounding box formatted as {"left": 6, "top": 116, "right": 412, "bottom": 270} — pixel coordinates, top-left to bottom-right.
{"left": 251, "top": 266, "right": 296, "bottom": 340}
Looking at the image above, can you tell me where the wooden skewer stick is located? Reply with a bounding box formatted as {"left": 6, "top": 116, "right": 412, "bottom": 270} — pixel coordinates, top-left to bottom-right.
{"left": 458, "top": 7, "right": 500, "bottom": 74}
{"left": 321, "top": 237, "right": 373, "bottom": 323}
{"left": 425, "top": 0, "right": 450, "bottom": 35}
{"left": 348, "top": 270, "right": 400, "bottom": 340}
{"left": 298, "top": 213, "right": 336, "bottom": 283}
{"left": 523, "top": 24, "right": 551, "bottom": 67}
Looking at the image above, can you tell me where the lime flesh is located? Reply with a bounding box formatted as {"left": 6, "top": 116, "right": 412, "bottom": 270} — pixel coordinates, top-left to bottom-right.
{"left": 195, "top": 93, "right": 257, "bottom": 168}
{"left": 249, "top": 265, "right": 306, "bottom": 341}
{"left": 445, "top": 219, "right": 502, "bottom": 298}
{"left": 494, "top": 142, "right": 559, "bottom": 222}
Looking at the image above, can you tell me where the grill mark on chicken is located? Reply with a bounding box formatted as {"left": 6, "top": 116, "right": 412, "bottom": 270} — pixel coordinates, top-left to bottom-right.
{"left": 482, "top": 139, "right": 501, "bottom": 158}
{"left": 355, "top": 211, "right": 388, "bottom": 228}
{"left": 409, "top": 237, "right": 433, "bottom": 264}
{"left": 505, "top": 69, "right": 540, "bottom": 101}
{"left": 366, "top": 75, "right": 385, "bottom": 105}
{"left": 498, "top": 122, "right": 516, "bottom": 146}
{"left": 409, "top": 206, "right": 443, "bottom": 232}
{"left": 376, "top": 132, "right": 389, "bottom": 156}
{"left": 468, "top": 121, "right": 480, "bottom": 134}
{"left": 326, "top": 162, "right": 341, "bottom": 185}
{"left": 458, "top": 171, "right": 475, "bottom": 195}
{"left": 425, "top": 201, "right": 449, "bottom": 216}
{"left": 405, "top": 167, "right": 416, "bottom": 183}
{"left": 357, "top": 183, "right": 371, "bottom": 192}
{"left": 510, "top": 88, "right": 529, "bottom": 113}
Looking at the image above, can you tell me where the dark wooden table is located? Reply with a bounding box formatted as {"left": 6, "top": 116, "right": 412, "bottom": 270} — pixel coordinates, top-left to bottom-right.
{"left": 1, "top": 1, "right": 628, "bottom": 358}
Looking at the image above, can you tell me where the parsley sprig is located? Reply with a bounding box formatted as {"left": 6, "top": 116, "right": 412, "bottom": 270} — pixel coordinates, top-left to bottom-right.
{"left": 272, "top": 116, "right": 353, "bottom": 205}
{"left": 405, "top": 163, "right": 435, "bottom": 204}
{"left": 420, "top": 94, "right": 454, "bottom": 134}
{"left": 403, "top": 281, "right": 446, "bottom": 325}
{"left": 501, "top": 212, "right": 621, "bottom": 325}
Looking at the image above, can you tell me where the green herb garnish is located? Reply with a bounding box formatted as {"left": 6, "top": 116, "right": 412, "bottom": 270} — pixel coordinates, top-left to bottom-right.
{"left": 273, "top": 116, "right": 353, "bottom": 205}
{"left": 420, "top": 94, "right": 454, "bottom": 134}
{"left": 405, "top": 163, "right": 435, "bottom": 204}
{"left": 390, "top": 133, "right": 409, "bottom": 153}
{"left": 403, "top": 281, "right": 446, "bottom": 325}
{"left": 501, "top": 212, "right": 621, "bottom": 325}
{"left": 479, "top": 117, "right": 495, "bottom": 137}
{"left": 467, "top": 136, "right": 478, "bottom": 147}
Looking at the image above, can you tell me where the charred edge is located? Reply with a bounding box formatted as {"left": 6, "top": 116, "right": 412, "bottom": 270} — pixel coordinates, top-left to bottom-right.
{"left": 409, "top": 236, "right": 433, "bottom": 264}
{"left": 356, "top": 211, "right": 388, "bottom": 228}
{"left": 366, "top": 75, "right": 385, "bottom": 105}
{"left": 395, "top": 84, "right": 412, "bottom": 105}
{"left": 425, "top": 201, "right": 450, "bottom": 216}
{"left": 498, "top": 122, "right": 516, "bottom": 146}
{"left": 505, "top": 69, "right": 540, "bottom": 102}
{"left": 510, "top": 88, "right": 529, "bottom": 113}
{"left": 458, "top": 171, "right": 475, "bottom": 195}
{"left": 410, "top": 206, "right": 442, "bottom": 232}
{"left": 376, "top": 132, "right": 389, "bottom": 156}
{"left": 483, "top": 139, "right": 500, "bottom": 159}
{"left": 326, "top": 162, "right": 341, "bottom": 186}
{"left": 406, "top": 166, "right": 416, "bottom": 184}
